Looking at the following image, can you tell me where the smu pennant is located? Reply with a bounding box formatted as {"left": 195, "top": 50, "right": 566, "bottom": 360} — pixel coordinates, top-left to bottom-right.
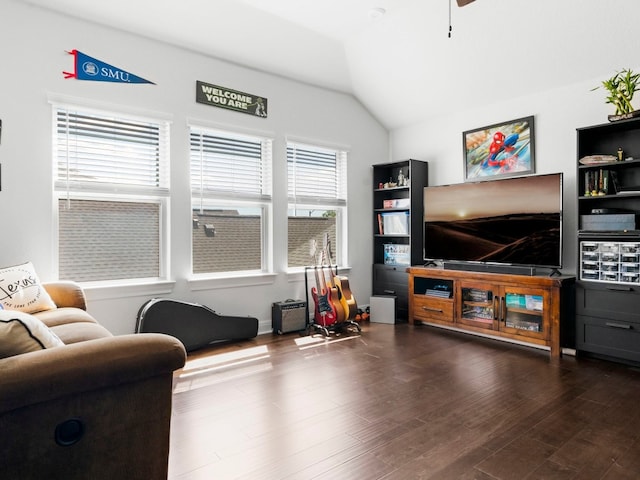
{"left": 63, "top": 50, "right": 155, "bottom": 85}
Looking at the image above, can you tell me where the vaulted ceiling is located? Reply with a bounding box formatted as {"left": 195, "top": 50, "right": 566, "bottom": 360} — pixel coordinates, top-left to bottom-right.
{"left": 19, "top": 0, "right": 640, "bottom": 129}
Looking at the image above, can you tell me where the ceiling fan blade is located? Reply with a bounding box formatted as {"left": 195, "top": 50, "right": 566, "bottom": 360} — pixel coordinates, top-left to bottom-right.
{"left": 456, "top": 0, "right": 476, "bottom": 6}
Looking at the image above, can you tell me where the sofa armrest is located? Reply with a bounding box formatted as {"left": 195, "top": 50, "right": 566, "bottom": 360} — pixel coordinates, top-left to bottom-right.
{"left": 0, "top": 333, "right": 186, "bottom": 414}
{"left": 43, "top": 281, "right": 87, "bottom": 310}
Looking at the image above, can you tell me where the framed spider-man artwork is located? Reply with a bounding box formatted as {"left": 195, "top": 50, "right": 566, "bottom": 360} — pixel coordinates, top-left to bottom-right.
{"left": 462, "top": 115, "right": 535, "bottom": 181}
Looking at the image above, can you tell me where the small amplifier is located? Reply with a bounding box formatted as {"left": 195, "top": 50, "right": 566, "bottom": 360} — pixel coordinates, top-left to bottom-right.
{"left": 272, "top": 299, "right": 307, "bottom": 334}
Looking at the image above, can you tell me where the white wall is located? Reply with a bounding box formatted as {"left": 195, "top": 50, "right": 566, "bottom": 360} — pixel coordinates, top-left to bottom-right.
{"left": 0, "top": 1, "right": 388, "bottom": 334}
{"left": 390, "top": 75, "right": 639, "bottom": 276}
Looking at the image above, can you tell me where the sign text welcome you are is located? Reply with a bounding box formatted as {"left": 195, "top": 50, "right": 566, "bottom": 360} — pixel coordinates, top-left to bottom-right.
{"left": 196, "top": 81, "right": 267, "bottom": 118}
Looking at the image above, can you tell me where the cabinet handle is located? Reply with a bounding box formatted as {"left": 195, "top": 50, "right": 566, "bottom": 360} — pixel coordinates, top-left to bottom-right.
{"left": 383, "top": 289, "right": 395, "bottom": 294}
{"left": 606, "top": 286, "right": 633, "bottom": 292}
{"left": 605, "top": 322, "right": 632, "bottom": 330}
{"left": 422, "top": 306, "right": 443, "bottom": 313}
{"left": 493, "top": 297, "right": 499, "bottom": 320}
{"left": 495, "top": 296, "right": 505, "bottom": 322}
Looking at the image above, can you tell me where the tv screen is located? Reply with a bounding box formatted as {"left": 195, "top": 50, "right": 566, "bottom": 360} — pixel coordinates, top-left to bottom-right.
{"left": 423, "top": 173, "right": 563, "bottom": 269}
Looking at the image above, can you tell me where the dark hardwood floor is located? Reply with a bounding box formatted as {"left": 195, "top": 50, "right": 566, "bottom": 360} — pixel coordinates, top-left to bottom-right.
{"left": 168, "top": 322, "right": 640, "bottom": 480}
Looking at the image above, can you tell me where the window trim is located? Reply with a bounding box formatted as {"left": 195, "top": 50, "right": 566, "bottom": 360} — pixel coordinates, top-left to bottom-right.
{"left": 51, "top": 100, "right": 171, "bottom": 285}
{"left": 190, "top": 199, "right": 273, "bottom": 276}
{"left": 189, "top": 124, "right": 274, "bottom": 277}
{"left": 187, "top": 271, "right": 277, "bottom": 291}
{"left": 286, "top": 140, "right": 349, "bottom": 270}
{"left": 53, "top": 192, "right": 171, "bottom": 284}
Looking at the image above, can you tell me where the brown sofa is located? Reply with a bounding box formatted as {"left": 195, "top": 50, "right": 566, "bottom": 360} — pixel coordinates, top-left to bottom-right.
{"left": 0, "top": 282, "right": 186, "bottom": 480}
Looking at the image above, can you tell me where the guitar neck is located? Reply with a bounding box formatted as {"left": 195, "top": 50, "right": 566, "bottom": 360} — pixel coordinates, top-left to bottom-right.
{"left": 328, "top": 264, "right": 336, "bottom": 279}
{"left": 319, "top": 266, "right": 328, "bottom": 290}
{"left": 314, "top": 266, "right": 323, "bottom": 292}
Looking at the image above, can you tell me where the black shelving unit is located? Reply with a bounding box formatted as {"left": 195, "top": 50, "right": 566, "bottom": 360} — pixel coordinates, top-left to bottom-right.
{"left": 372, "top": 159, "right": 428, "bottom": 321}
{"left": 576, "top": 117, "right": 640, "bottom": 365}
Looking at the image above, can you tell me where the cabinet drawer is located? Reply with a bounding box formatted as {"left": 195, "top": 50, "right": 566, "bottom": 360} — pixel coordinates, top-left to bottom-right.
{"left": 576, "top": 282, "right": 640, "bottom": 322}
{"left": 373, "top": 264, "right": 407, "bottom": 287}
{"left": 373, "top": 264, "right": 409, "bottom": 319}
{"left": 412, "top": 296, "right": 454, "bottom": 323}
{"left": 576, "top": 314, "right": 640, "bottom": 363}
{"left": 373, "top": 265, "right": 408, "bottom": 297}
{"left": 373, "top": 281, "right": 408, "bottom": 298}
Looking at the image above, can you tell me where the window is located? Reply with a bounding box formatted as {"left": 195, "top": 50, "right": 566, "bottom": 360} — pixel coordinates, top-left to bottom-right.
{"left": 190, "top": 127, "right": 272, "bottom": 274}
{"left": 287, "top": 142, "right": 347, "bottom": 268}
{"left": 53, "top": 105, "right": 170, "bottom": 283}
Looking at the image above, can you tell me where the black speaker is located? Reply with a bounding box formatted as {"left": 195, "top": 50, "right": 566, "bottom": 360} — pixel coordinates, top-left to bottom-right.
{"left": 272, "top": 300, "right": 306, "bottom": 334}
{"left": 443, "top": 261, "right": 536, "bottom": 276}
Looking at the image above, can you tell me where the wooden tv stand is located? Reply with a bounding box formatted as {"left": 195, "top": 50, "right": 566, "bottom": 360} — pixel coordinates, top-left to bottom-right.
{"left": 407, "top": 267, "right": 575, "bottom": 358}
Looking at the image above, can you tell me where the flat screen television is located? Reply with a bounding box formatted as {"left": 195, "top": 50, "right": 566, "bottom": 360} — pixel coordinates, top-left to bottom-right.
{"left": 423, "top": 173, "right": 563, "bottom": 271}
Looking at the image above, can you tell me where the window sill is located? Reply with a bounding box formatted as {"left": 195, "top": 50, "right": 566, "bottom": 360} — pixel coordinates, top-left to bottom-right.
{"left": 286, "top": 266, "right": 352, "bottom": 283}
{"left": 82, "top": 280, "right": 176, "bottom": 301}
{"left": 188, "top": 272, "right": 277, "bottom": 291}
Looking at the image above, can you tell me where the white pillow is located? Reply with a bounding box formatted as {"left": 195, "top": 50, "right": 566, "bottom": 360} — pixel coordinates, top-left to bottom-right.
{"left": 0, "top": 310, "right": 64, "bottom": 359}
{"left": 0, "top": 262, "right": 56, "bottom": 313}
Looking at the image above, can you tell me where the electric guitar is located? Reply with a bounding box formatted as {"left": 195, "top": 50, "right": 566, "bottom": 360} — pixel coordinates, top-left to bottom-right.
{"left": 309, "top": 239, "right": 337, "bottom": 327}
{"left": 311, "top": 266, "right": 338, "bottom": 327}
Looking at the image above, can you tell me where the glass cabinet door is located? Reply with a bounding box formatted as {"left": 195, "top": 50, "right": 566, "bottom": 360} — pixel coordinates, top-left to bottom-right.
{"left": 459, "top": 284, "right": 498, "bottom": 330}
{"left": 501, "top": 287, "right": 547, "bottom": 339}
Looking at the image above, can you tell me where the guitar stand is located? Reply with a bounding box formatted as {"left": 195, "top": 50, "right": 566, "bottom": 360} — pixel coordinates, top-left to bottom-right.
{"left": 304, "top": 266, "right": 361, "bottom": 337}
{"left": 309, "top": 320, "right": 361, "bottom": 338}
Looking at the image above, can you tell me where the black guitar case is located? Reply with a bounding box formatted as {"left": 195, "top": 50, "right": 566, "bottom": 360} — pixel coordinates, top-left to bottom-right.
{"left": 136, "top": 298, "right": 258, "bottom": 352}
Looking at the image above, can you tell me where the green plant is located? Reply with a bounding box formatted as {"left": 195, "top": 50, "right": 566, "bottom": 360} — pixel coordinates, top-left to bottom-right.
{"left": 594, "top": 69, "right": 640, "bottom": 115}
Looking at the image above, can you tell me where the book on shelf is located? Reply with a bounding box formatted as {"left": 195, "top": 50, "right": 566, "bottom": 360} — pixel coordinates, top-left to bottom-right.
{"left": 610, "top": 171, "right": 620, "bottom": 194}
{"left": 382, "top": 198, "right": 410, "bottom": 209}
{"left": 384, "top": 244, "right": 410, "bottom": 265}
{"left": 583, "top": 169, "right": 613, "bottom": 195}
{"left": 425, "top": 289, "right": 452, "bottom": 298}
{"left": 582, "top": 169, "right": 640, "bottom": 196}
{"left": 610, "top": 171, "right": 640, "bottom": 195}
{"left": 616, "top": 190, "right": 640, "bottom": 196}
{"left": 616, "top": 182, "right": 640, "bottom": 195}
{"left": 463, "top": 288, "right": 491, "bottom": 302}
{"left": 380, "top": 211, "right": 409, "bottom": 235}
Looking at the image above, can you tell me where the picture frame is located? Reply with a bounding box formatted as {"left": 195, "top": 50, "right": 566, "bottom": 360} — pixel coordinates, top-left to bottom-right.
{"left": 463, "top": 115, "right": 535, "bottom": 181}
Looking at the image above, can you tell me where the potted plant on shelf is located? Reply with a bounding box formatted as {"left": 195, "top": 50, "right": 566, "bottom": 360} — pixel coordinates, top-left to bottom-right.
{"left": 593, "top": 68, "right": 640, "bottom": 121}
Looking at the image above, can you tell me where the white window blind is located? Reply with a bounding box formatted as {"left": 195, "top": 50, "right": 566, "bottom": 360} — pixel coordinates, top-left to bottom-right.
{"left": 189, "top": 127, "right": 272, "bottom": 274}
{"left": 53, "top": 105, "right": 169, "bottom": 283}
{"left": 287, "top": 143, "right": 347, "bottom": 206}
{"left": 286, "top": 142, "right": 347, "bottom": 268}
{"left": 190, "top": 127, "right": 272, "bottom": 203}
{"left": 54, "top": 107, "right": 169, "bottom": 195}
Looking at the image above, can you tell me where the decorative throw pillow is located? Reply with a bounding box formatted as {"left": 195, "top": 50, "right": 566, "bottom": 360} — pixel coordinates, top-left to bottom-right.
{"left": 0, "top": 262, "right": 56, "bottom": 314}
{"left": 0, "top": 310, "right": 64, "bottom": 359}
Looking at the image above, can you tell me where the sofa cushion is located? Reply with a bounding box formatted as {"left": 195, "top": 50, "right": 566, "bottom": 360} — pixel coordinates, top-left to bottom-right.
{"left": 0, "top": 262, "right": 57, "bottom": 314}
{"left": 0, "top": 310, "right": 64, "bottom": 359}
{"left": 35, "top": 307, "right": 98, "bottom": 328}
{"left": 49, "top": 322, "right": 113, "bottom": 345}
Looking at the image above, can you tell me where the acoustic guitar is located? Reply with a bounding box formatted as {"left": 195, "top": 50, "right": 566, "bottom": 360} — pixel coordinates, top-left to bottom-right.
{"left": 330, "top": 271, "right": 357, "bottom": 320}
{"left": 320, "top": 233, "right": 357, "bottom": 320}
{"left": 321, "top": 266, "right": 346, "bottom": 323}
